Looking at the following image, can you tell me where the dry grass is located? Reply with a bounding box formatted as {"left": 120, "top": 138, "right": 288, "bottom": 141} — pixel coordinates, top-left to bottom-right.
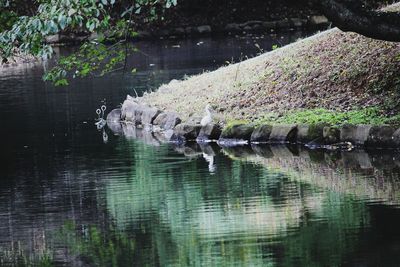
{"left": 141, "top": 3, "right": 400, "bottom": 124}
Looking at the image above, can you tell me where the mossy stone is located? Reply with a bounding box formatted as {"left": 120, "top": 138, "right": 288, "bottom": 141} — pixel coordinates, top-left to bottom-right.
{"left": 251, "top": 124, "right": 273, "bottom": 143}
{"left": 220, "top": 124, "right": 255, "bottom": 140}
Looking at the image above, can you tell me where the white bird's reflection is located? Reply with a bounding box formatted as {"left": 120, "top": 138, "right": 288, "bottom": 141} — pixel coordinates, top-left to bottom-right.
{"left": 203, "top": 153, "right": 216, "bottom": 174}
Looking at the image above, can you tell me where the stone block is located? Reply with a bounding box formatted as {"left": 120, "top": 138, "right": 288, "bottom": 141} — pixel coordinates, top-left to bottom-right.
{"left": 340, "top": 124, "right": 372, "bottom": 145}
{"left": 269, "top": 124, "right": 297, "bottom": 143}
{"left": 392, "top": 128, "right": 400, "bottom": 146}
{"left": 141, "top": 106, "right": 161, "bottom": 125}
{"left": 153, "top": 112, "right": 182, "bottom": 130}
{"left": 121, "top": 100, "right": 139, "bottom": 122}
{"left": 187, "top": 116, "right": 202, "bottom": 125}
{"left": 106, "top": 108, "right": 121, "bottom": 123}
{"left": 173, "top": 123, "right": 202, "bottom": 141}
{"left": 297, "top": 124, "right": 325, "bottom": 143}
{"left": 323, "top": 126, "right": 340, "bottom": 144}
{"left": 250, "top": 124, "right": 273, "bottom": 143}
{"left": 220, "top": 124, "right": 255, "bottom": 140}
{"left": 366, "top": 125, "right": 397, "bottom": 148}
{"left": 197, "top": 123, "right": 222, "bottom": 142}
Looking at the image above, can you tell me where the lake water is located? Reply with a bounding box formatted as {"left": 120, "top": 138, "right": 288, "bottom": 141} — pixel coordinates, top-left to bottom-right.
{"left": 1, "top": 33, "right": 400, "bottom": 266}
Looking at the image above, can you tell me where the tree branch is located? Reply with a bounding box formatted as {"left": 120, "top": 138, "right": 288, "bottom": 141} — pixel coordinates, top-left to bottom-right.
{"left": 317, "top": 0, "right": 400, "bottom": 42}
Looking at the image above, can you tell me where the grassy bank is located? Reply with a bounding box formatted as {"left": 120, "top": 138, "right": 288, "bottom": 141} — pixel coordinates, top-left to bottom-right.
{"left": 141, "top": 3, "right": 400, "bottom": 126}
{"left": 255, "top": 107, "right": 400, "bottom": 126}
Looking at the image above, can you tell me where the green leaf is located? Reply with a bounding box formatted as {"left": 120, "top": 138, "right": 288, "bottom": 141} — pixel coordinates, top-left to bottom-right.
{"left": 86, "top": 20, "right": 95, "bottom": 32}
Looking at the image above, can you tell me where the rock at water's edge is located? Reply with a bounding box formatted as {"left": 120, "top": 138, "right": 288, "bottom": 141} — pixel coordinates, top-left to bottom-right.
{"left": 251, "top": 124, "right": 273, "bottom": 143}
{"left": 141, "top": 106, "right": 162, "bottom": 125}
{"left": 297, "top": 124, "right": 325, "bottom": 143}
{"left": 323, "top": 126, "right": 340, "bottom": 144}
{"left": 392, "top": 128, "right": 400, "bottom": 147}
{"left": 173, "top": 123, "right": 202, "bottom": 141}
{"left": 106, "top": 108, "right": 121, "bottom": 123}
{"left": 121, "top": 100, "right": 140, "bottom": 123}
{"left": 269, "top": 124, "right": 297, "bottom": 143}
{"left": 366, "top": 126, "right": 397, "bottom": 148}
{"left": 197, "top": 124, "right": 222, "bottom": 142}
{"left": 153, "top": 112, "right": 182, "bottom": 130}
{"left": 220, "top": 124, "right": 255, "bottom": 141}
{"left": 340, "top": 125, "right": 372, "bottom": 145}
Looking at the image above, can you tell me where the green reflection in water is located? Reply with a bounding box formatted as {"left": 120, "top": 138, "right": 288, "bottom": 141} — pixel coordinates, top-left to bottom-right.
{"left": 103, "top": 140, "right": 370, "bottom": 266}
{"left": 0, "top": 140, "right": 379, "bottom": 266}
{"left": 0, "top": 248, "right": 53, "bottom": 267}
{"left": 57, "top": 221, "right": 136, "bottom": 267}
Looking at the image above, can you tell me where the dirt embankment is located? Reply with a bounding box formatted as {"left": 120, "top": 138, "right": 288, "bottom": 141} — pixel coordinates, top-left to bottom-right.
{"left": 140, "top": 3, "right": 400, "bottom": 124}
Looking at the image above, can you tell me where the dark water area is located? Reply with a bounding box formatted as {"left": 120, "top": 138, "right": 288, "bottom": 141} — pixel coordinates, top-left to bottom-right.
{"left": 0, "top": 32, "right": 400, "bottom": 266}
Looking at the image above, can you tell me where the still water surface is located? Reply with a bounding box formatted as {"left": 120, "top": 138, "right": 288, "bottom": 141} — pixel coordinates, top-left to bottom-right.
{"left": 1, "top": 33, "right": 400, "bottom": 266}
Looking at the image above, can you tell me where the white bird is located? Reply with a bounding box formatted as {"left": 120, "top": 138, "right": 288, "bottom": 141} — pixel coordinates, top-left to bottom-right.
{"left": 201, "top": 104, "right": 213, "bottom": 126}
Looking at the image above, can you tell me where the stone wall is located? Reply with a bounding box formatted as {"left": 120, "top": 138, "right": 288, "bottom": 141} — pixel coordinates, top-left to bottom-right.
{"left": 107, "top": 96, "right": 400, "bottom": 150}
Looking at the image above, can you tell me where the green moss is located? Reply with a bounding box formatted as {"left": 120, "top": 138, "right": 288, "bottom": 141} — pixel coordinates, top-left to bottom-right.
{"left": 256, "top": 107, "right": 400, "bottom": 126}
{"left": 224, "top": 120, "right": 250, "bottom": 131}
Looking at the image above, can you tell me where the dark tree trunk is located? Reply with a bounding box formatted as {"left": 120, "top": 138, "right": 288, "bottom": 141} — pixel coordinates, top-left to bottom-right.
{"left": 316, "top": 0, "right": 400, "bottom": 42}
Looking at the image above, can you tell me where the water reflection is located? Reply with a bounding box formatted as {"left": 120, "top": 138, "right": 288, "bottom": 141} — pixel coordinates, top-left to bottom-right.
{"left": 103, "top": 140, "right": 376, "bottom": 266}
